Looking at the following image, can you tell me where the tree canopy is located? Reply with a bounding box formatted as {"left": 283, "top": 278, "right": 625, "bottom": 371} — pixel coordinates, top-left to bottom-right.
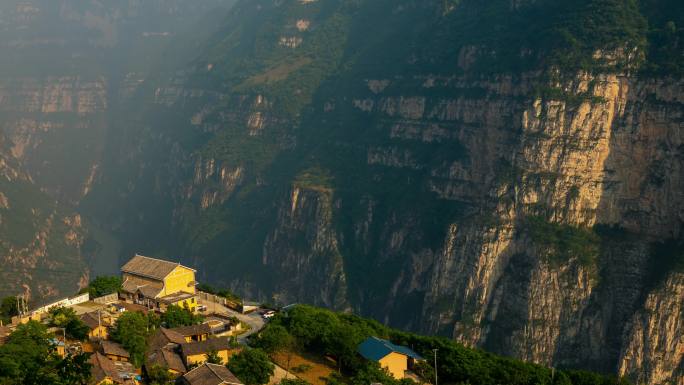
{"left": 227, "top": 348, "right": 275, "bottom": 385}
{"left": 110, "top": 311, "right": 158, "bottom": 367}
{"left": 0, "top": 296, "right": 19, "bottom": 324}
{"left": 0, "top": 321, "right": 91, "bottom": 385}
{"left": 160, "top": 304, "right": 203, "bottom": 328}
{"left": 83, "top": 276, "right": 122, "bottom": 298}
{"left": 145, "top": 364, "right": 174, "bottom": 385}
{"left": 49, "top": 307, "right": 89, "bottom": 341}
{"left": 263, "top": 305, "right": 633, "bottom": 385}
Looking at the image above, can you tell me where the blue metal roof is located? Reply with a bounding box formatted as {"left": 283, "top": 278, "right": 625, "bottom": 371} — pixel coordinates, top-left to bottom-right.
{"left": 357, "top": 336, "right": 423, "bottom": 361}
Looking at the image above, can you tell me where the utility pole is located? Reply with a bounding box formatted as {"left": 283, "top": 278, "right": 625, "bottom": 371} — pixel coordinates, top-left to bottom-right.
{"left": 433, "top": 349, "right": 438, "bottom": 385}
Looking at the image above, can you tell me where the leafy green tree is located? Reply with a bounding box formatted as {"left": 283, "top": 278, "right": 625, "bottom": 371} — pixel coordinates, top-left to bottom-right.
{"left": 206, "top": 349, "right": 223, "bottom": 365}
{"left": 83, "top": 276, "right": 122, "bottom": 298}
{"left": 111, "top": 311, "right": 155, "bottom": 367}
{"left": 160, "top": 304, "right": 203, "bottom": 328}
{"left": 49, "top": 307, "right": 89, "bottom": 341}
{"left": 351, "top": 362, "right": 404, "bottom": 385}
{"left": 413, "top": 360, "right": 435, "bottom": 384}
{"left": 0, "top": 321, "right": 52, "bottom": 383}
{"left": 264, "top": 305, "right": 632, "bottom": 385}
{"left": 55, "top": 353, "right": 92, "bottom": 385}
{"left": 0, "top": 321, "right": 92, "bottom": 384}
{"left": 255, "top": 324, "right": 294, "bottom": 354}
{"left": 322, "top": 373, "right": 346, "bottom": 385}
{"left": 565, "top": 370, "right": 632, "bottom": 385}
{"left": 0, "top": 296, "right": 19, "bottom": 324}
{"left": 227, "top": 348, "right": 275, "bottom": 385}
{"left": 146, "top": 364, "right": 173, "bottom": 385}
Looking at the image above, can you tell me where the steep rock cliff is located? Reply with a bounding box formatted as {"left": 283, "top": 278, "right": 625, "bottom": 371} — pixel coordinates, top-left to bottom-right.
{"left": 0, "top": 0, "right": 237, "bottom": 303}
{"left": 3, "top": 0, "right": 682, "bottom": 383}
{"left": 0, "top": 130, "right": 87, "bottom": 301}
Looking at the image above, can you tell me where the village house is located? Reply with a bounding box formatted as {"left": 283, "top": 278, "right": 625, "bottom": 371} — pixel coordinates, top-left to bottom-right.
{"left": 170, "top": 323, "right": 212, "bottom": 342}
{"left": 180, "top": 337, "right": 235, "bottom": 366}
{"left": 119, "top": 254, "right": 198, "bottom": 313}
{"left": 80, "top": 311, "right": 109, "bottom": 340}
{"left": 146, "top": 346, "right": 187, "bottom": 376}
{"left": 146, "top": 328, "right": 189, "bottom": 376}
{"left": 50, "top": 338, "right": 66, "bottom": 358}
{"left": 102, "top": 340, "right": 131, "bottom": 362}
{"left": 179, "top": 363, "right": 244, "bottom": 385}
{"left": 357, "top": 336, "right": 423, "bottom": 379}
{"left": 90, "top": 352, "right": 138, "bottom": 385}
{"left": 149, "top": 327, "right": 188, "bottom": 350}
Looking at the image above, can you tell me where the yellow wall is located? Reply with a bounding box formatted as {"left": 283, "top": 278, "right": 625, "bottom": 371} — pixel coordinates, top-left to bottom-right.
{"left": 182, "top": 332, "right": 208, "bottom": 343}
{"left": 56, "top": 345, "right": 66, "bottom": 358}
{"left": 173, "top": 297, "right": 197, "bottom": 313}
{"left": 185, "top": 350, "right": 229, "bottom": 366}
{"left": 162, "top": 266, "right": 196, "bottom": 297}
{"left": 89, "top": 326, "right": 108, "bottom": 340}
{"left": 378, "top": 352, "right": 408, "bottom": 379}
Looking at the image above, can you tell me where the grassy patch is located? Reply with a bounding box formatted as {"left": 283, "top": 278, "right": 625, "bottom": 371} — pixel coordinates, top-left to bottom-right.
{"left": 272, "top": 350, "right": 335, "bottom": 385}
{"left": 241, "top": 57, "right": 313, "bottom": 87}
{"left": 293, "top": 167, "right": 334, "bottom": 193}
{"left": 523, "top": 216, "right": 600, "bottom": 268}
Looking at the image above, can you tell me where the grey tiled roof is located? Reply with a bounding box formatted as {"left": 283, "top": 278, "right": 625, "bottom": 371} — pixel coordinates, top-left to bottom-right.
{"left": 181, "top": 363, "right": 243, "bottom": 385}
{"left": 102, "top": 340, "right": 130, "bottom": 358}
{"left": 180, "top": 337, "right": 231, "bottom": 357}
{"left": 121, "top": 254, "right": 194, "bottom": 280}
{"left": 147, "top": 347, "right": 187, "bottom": 374}
{"left": 170, "top": 323, "right": 212, "bottom": 338}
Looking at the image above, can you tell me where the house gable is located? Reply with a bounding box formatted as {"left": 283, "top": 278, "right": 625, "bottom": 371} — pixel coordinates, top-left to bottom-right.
{"left": 162, "top": 265, "right": 196, "bottom": 297}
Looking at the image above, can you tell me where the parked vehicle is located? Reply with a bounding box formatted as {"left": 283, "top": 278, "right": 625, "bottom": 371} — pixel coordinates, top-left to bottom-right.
{"left": 262, "top": 310, "right": 276, "bottom": 319}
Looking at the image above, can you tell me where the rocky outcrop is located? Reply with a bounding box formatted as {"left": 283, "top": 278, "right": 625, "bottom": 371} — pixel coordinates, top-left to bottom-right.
{"left": 261, "top": 186, "right": 349, "bottom": 310}
{"left": 0, "top": 0, "right": 237, "bottom": 303}
{"left": 619, "top": 274, "right": 684, "bottom": 385}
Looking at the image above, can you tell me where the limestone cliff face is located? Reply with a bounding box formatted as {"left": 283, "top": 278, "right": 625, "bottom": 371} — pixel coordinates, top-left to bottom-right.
{"left": 0, "top": 0, "right": 237, "bottom": 303}
{"left": 0, "top": 138, "right": 87, "bottom": 302}
{"left": 4, "top": 0, "right": 678, "bottom": 383}
{"left": 211, "top": 70, "right": 680, "bottom": 381}
{"left": 619, "top": 274, "right": 684, "bottom": 385}
{"left": 0, "top": 76, "right": 108, "bottom": 201}
{"left": 90, "top": 2, "right": 683, "bottom": 380}
{"left": 261, "top": 187, "right": 349, "bottom": 310}
{"left": 370, "top": 72, "right": 683, "bottom": 380}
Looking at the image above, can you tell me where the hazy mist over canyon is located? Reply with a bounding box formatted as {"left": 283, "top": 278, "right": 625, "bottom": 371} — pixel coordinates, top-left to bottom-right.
{"left": 0, "top": 0, "right": 682, "bottom": 383}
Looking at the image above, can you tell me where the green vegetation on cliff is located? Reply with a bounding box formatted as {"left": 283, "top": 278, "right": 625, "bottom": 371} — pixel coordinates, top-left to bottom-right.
{"left": 253, "top": 305, "right": 630, "bottom": 385}
{"left": 523, "top": 216, "right": 601, "bottom": 268}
